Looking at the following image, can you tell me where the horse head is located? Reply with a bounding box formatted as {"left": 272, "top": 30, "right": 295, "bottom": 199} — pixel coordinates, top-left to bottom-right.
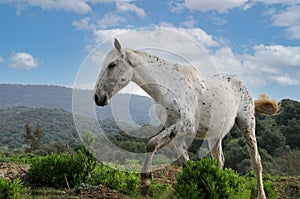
{"left": 94, "top": 39, "right": 133, "bottom": 106}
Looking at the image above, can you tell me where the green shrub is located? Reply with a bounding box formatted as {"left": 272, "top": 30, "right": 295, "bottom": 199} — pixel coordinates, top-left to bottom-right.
{"left": 173, "top": 157, "right": 251, "bottom": 199}
{"left": 0, "top": 178, "right": 23, "bottom": 199}
{"left": 89, "top": 162, "right": 171, "bottom": 198}
{"left": 28, "top": 147, "right": 96, "bottom": 188}
{"left": 89, "top": 163, "right": 139, "bottom": 194}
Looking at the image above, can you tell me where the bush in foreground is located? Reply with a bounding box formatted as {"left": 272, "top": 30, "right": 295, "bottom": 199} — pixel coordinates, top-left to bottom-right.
{"left": 0, "top": 178, "right": 23, "bottom": 199}
{"left": 89, "top": 163, "right": 138, "bottom": 194}
{"left": 173, "top": 157, "right": 251, "bottom": 199}
{"left": 28, "top": 147, "right": 96, "bottom": 188}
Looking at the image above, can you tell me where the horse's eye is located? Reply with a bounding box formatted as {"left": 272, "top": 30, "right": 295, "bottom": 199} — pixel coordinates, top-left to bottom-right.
{"left": 108, "top": 62, "right": 116, "bottom": 69}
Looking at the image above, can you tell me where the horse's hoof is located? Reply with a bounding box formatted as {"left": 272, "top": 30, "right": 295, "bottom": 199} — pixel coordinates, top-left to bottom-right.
{"left": 140, "top": 179, "right": 151, "bottom": 196}
{"left": 257, "top": 193, "right": 266, "bottom": 199}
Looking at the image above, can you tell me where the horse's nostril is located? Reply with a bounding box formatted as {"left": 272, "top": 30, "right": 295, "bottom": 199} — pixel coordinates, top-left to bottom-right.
{"left": 94, "top": 94, "right": 107, "bottom": 106}
{"left": 94, "top": 94, "right": 99, "bottom": 102}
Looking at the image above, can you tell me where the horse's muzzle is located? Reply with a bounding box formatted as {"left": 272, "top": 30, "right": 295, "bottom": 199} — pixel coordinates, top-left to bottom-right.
{"left": 94, "top": 93, "right": 108, "bottom": 106}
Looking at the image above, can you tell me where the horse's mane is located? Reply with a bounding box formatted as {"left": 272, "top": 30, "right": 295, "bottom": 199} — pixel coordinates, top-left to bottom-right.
{"left": 132, "top": 49, "right": 198, "bottom": 82}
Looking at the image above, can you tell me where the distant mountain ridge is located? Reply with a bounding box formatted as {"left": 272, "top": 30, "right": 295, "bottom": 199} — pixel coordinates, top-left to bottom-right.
{"left": 0, "top": 84, "right": 73, "bottom": 110}
{"left": 0, "top": 84, "right": 154, "bottom": 122}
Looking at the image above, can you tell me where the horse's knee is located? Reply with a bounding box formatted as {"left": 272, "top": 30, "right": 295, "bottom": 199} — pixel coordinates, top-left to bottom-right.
{"left": 252, "top": 153, "right": 263, "bottom": 171}
{"left": 146, "top": 140, "right": 158, "bottom": 153}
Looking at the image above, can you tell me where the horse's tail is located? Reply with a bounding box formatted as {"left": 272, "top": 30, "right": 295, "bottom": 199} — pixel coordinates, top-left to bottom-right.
{"left": 254, "top": 93, "right": 280, "bottom": 115}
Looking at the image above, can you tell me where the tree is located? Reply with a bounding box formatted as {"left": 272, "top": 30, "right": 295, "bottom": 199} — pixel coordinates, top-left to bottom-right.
{"left": 257, "top": 129, "right": 286, "bottom": 155}
{"left": 280, "top": 118, "right": 300, "bottom": 150}
{"left": 24, "top": 123, "right": 44, "bottom": 152}
{"left": 33, "top": 123, "right": 44, "bottom": 149}
{"left": 24, "top": 123, "right": 33, "bottom": 144}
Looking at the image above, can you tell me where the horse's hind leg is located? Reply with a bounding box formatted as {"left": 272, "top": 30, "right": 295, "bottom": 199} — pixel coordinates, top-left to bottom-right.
{"left": 173, "top": 139, "right": 189, "bottom": 165}
{"left": 209, "top": 138, "right": 225, "bottom": 168}
{"left": 236, "top": 111, "right": 266, "bottom": 199}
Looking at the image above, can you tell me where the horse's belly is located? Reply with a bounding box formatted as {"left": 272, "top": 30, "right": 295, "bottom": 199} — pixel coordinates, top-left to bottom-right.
{"left": 195, "top": 82, "right": 240, "bottom": 139}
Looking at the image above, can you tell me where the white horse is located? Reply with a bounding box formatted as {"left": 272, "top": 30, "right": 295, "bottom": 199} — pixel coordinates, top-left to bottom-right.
{"left": 93, "top": 39, "right": 279, "bottom": 199}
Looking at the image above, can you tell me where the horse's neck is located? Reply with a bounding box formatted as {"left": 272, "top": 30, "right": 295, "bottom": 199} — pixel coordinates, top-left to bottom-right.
{"left": 128, "top": 50, "right": 178, "bottom": 101}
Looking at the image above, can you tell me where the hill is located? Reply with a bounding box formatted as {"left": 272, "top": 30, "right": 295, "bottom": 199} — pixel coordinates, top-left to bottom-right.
{"left": 0, "top": 84, "right": 154, "bottom": 122}
{"left": 0, "top": 84, "right": 72, "bottom": 110}
{"left": 0, "top": 106, "right": 78, "bottom": 149}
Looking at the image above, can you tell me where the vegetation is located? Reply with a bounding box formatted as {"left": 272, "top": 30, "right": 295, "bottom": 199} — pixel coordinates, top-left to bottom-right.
{"left": 89, "top": 163, "right": 139, "bottom": 194}
{"left": 173, "top": 158, "right": 251, "bottom": 199}
{"left": 28, "top": 148, "right": 96, "bottom": 188}
{"left": 244, "top": 172, "right": 278, "bottom": 199}
{"left": 0, "top": 149, "right": 298, "bottom": 198}
{"left": 173, "top": 158, "right": 279, "bottom": 199}
{"left": 0, "top": 178, "right": 23, "bottom": 199}
{"left": 0, "top": 106, "right": 79, "bottom": 150}
{"left": 24, "top": 123, "right": 44, "bottom": 153}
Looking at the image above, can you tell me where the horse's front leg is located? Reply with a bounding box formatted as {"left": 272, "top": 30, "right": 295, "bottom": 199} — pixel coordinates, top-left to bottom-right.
{"left": 140, "top": 122, "right": 193, "bottom": 195}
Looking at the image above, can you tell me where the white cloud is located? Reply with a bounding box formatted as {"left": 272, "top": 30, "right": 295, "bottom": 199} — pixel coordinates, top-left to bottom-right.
{"left": 268, "top": 76, "right": 298, "bottom": 85}
{"left": 211, "top": 47, "right": 243, "bottom": 74}
{"left": 116, "top": 1, "right": 146, "bottom": 18}
{"left": 181, "top": 16, "right": 196, "bottom": 28}
{"left": 183, "top": 0, "right": 249, "bottom": 13}
{"left": 169, "top": 0, "right": 185, "bottom": 13}
{"left": 92, "top": 26, "right": 219, "bottom": 50}
{"left": 87, "top": 0, "right": 116, "bottom": 3}
{"left": 206, "top": 15, "right": 227, "bottom": 26}
{"left": 72, "top": 17, "right": 95, "bottom": 30}
{"left": 10, "top": 52, "right": 39, "bottom": 70}
{"left": 271, "top": 5, "right": 300, "bottom": 39}
{"left": 253, "top": 0, "right": 300, "bottom": 5}
{"left": 73, "top": 13, "right": 127, "bottom": 30}
{"left": 30, "top": 0, "right": 92, "bottom": 14}
{"left": 97, "top": 12, "right": 126, "bottom": 29}
{"left": 250, "top": 45, "right": 300, "bottom": 68}
{"left": 210, "top": 44, "right": 300, "bottom": 86}
{"left": 0, "top": 0, "right": 92, "bottom": 14}
{"left": 0, "top": 56, "right": 4, "bottom": 63}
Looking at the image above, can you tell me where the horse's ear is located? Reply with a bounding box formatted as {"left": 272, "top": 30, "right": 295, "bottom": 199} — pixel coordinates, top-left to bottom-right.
{"left": 114, "top": 38, "right": 121, "bottom": 52}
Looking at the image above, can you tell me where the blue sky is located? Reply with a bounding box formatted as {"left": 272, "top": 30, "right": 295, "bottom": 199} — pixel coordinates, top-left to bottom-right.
{"left": 0, "top": 0, "right": 300, "bottom": 101}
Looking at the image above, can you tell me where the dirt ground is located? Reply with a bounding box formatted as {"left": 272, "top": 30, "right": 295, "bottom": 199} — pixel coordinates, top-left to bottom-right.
{"left": 0, "top": 162, "right": 29, "bottom": 180}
